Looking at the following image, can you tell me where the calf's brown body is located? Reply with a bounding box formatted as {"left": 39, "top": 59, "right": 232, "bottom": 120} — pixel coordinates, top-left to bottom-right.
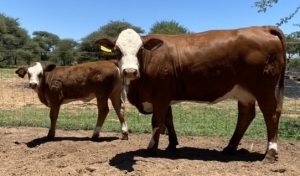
{"left": 16, "top": 60, "right": 128, "bottom": 140}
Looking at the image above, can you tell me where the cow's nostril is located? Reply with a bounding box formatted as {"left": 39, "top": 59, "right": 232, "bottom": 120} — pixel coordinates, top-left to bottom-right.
{"left": 29, "top": 83, "right": 37, "bottom": 89}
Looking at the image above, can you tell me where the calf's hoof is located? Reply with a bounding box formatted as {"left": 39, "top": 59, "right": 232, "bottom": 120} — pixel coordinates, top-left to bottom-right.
{"left": 121, "top": 132, "right": 129, "bottom": 140}
{"left": 222, "top": 145, "right": 237, "bottom": 155}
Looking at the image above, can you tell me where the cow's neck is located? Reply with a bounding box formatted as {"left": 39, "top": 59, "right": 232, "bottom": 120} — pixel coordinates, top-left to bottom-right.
{"left": 36, "top": 75, "right": 49, "bottom": 107}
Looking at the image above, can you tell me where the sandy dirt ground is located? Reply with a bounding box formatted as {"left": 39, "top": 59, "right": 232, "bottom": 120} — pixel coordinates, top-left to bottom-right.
{"left": 1, "top": 73, "right": 300, "bottom": 176}
{"left": 0, "top": 126, "right": 300, "bottom": 176}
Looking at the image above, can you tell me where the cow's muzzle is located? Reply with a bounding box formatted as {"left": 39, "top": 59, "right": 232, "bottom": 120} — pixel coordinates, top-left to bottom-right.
{"left": 122, "top": 68, "right": 140, "bottom": 79}
{"left": 29, "top": 83, "right": 38, "bottom": 89}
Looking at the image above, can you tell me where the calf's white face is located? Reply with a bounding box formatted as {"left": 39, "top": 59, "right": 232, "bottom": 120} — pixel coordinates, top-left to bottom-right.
{"left": 27, "top": 62, "right": 44, "bottom": 89}
{"left": 115, "top": 29, "right": 143, "bottom": 82}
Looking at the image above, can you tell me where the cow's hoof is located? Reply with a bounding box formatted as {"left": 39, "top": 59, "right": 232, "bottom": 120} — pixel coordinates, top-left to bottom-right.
{"left": 166, "top": 144, "right": 177, "bottom": 153}
{"left": 263, "top": 149, "right": 278, "bottom": 163}
{"left": 222, "top": 145, "right": 237, "bottom": 155}
{"left": 146, "top": 148, "right": 158, "bottom": 157}
{"left": 46, "top": 135, "right": 54, "bottom": 141}
{"left": 91, "top": 134, "right": 99, "bottom": 141}
{"left": 121, "top": 133, "right": 129, "bottom": 140}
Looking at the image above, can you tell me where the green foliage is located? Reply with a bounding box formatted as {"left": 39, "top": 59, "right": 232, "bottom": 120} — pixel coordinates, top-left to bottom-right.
{"left": 0, "top": 14, "right": 32, "bottom": 66}
{"left": 254, "top": 0, "right": 279, "bottom": 13}
{"left": 254, "top": 0, "right": 300, "bottom": 27}
{"left": 50, "top": 39, "right": 78, "bottom": 65}
{"left": 149, "top": 20, "right": 190, "bottom": 34}
{"left": 286, "top": 32, "right": 300, "bottom": 59}
{"left": 288, "top": 58, "right": 300, "bottom": 71}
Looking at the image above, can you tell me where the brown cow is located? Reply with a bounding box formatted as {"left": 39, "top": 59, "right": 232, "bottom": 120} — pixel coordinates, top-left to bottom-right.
{"left": 96, "top": 26, "right": 286, "bottom": 163}
{"left": 15, "top": 60, "right": 128, "bottom": 140}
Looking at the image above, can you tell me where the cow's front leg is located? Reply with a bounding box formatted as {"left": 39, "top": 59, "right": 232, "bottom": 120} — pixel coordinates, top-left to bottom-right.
{"left": 165, "top": 106, "right": 178, "bottom": 152}
{"left": 147, "top": 105, "right": 168, "bottom": 156}
{"left": 92, "top": 97, "right": 109, "bottom": 140}
{"left": 223, "top": 101, "right": 255, "bottom": 155}
{"left": 47, "top": 105, "right": 60, "bottom": 140}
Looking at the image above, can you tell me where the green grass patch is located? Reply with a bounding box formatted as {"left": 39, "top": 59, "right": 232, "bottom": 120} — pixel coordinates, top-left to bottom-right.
{"left": 0, "top": 103, "right": 299, "bottom": 141}
{"left": 0, "top": 68, "right": 16, "bottom": 78}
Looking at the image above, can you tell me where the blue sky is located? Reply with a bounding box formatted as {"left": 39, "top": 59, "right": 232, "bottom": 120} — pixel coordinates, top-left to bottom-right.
{"left": 0, "top": 0, "right": 299, "bottom": 41}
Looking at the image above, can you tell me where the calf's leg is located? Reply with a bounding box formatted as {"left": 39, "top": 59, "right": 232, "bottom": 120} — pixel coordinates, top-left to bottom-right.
{"left": 110, "top": 92, "right": 128, "bottom": 140}
{"left": 92, "top": 97, "right": 109, "bottom": 139}
{"left": 47, "top": 105, "right": 60, "bottom": 140}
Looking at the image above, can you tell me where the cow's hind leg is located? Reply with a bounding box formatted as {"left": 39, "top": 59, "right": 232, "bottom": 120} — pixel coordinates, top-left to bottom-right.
{"left": 223, "top": 101, "right": 255, "bottom": 155}
{"left": 165, "top": 106, "right": 179, "bottom": 152}
{"left": 47, "top": 105, "right": 60, "bottom": 140}
{"left": 110, "top": 91, "right": 128, "bottom": 140}
{"left": 92, "top": 97, "right": 109, "bottom": 140}
{"left": 256, "top": 94, "right": 281, "bottom": 163}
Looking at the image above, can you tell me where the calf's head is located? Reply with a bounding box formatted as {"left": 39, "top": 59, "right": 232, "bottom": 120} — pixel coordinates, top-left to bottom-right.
{"left": 15, "top": 62, "right": 56, "bottom": 90}
{"left": 95, "top": 28, "right": 163, "bottom": 84}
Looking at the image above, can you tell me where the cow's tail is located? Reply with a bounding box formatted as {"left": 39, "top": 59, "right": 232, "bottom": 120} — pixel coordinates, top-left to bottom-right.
{"left": 268, "top": 26, "right": 286, "bottom": 111}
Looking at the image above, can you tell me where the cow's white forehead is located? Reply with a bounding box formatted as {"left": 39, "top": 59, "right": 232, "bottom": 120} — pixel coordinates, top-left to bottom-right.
{"left": 28, "top": 62, "right": 43, "bottom": 75}
{"left": 116, "top": 29, "right": 142, "bottom": 55}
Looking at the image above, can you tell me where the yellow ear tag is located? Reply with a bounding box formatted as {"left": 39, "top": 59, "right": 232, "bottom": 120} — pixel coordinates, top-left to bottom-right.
{"left": 100, "top": 45, "right": 112, "bottom": 54}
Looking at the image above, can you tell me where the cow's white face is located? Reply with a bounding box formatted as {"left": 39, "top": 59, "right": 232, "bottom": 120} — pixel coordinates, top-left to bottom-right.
{"left": 27, "top": 62, "right": 44, "bottom": 89}
{"left": 115, "top": 29, "right": 143, "bottom": 83}
{"left": 95, "top": 28, "right": 164, "bottom": 84}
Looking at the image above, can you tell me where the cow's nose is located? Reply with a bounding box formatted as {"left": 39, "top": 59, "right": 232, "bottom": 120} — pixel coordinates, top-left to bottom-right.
{"left": 123, "top": 68, "right": 139, "bottom": 78}
{"left": 29, "top": 83, "right": 37, "bottom": 89}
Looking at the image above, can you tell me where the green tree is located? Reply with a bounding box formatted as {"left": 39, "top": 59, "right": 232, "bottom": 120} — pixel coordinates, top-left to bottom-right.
{"left": 50, "top": 39, "right": 78, "bottom": 66}
{"left": 286, "top": 32, "right": 300, "bottom": 59}
{"left": 78, "top": 20, "right": 144, "bottom": 63}
{"left": 149, "top": 20, "right": 190, "bottom": 34}
{"left": 0, "top": 14, "right": 32, "bottom": 66}
{"left": 255, "top": 0, "right": 300, "bottom": 26}
{"left": 32, "top": 31, "right": 60, "bottom": 61}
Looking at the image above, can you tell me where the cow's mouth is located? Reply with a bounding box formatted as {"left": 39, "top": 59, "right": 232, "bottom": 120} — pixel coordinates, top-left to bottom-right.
{"left": 122, "top": 68, "right": 140, "bottom": 80}
{"left": 29, "top": 83, "right": 38, "bottom": 89}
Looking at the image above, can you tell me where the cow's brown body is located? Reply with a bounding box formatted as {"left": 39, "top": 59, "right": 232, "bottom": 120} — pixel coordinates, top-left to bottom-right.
{"left": 16, "top": 60, "right": 128, "bottom": 140}
{"left": 96, "top": 26, "right": 286, "bottom": 162}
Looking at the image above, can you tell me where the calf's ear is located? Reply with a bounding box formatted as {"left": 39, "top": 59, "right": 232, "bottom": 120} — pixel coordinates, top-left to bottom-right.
{"left": 95, "top": 39, "right": 115, "bottom": 50}
{"left": 44, "top": 64, "right": 56, "bottom": 72}
{"left": 143, "top": 38, "right": 164, "bottom": 51}
{"left": 15, "top": 67, "right": 28, "bottom": 78}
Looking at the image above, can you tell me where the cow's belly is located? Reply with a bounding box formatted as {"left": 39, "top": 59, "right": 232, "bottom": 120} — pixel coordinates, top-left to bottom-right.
{"left": 142, "top": 84, "right": 256, "bottom": 113}
{"left": 62, "top": 93, "right": 96, "bottom": 104}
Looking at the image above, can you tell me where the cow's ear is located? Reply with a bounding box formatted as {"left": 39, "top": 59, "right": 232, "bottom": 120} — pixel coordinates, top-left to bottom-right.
{"left": 143, "top": 38, "right": 163, "bottom": 51}
{"left": 95, "top": 38, "right": 115, "bottom": 50}
{"left": 15, "top": 67, "right": 28, "bottom": 78}
{"left": 44, "top": 64, "right": 56, "bottom": 72}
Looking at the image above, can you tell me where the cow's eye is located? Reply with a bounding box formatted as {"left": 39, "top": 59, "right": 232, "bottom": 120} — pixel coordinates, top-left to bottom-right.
{"left": 28, "top": 73, "right": 31, "bottom": 79}
{"left": 38, "top": 73, "right": 42, "bottom": 79}
{"left": 137, "top": 48, "right": 143, "bottom": 57}
{"left": 115, "top": 48, "right": 123, "bottom": 60}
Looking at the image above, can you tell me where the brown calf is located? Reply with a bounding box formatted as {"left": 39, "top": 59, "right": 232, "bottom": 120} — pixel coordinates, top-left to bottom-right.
{"left": 15, "top": 60, "right": 128, "bottom": 140}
